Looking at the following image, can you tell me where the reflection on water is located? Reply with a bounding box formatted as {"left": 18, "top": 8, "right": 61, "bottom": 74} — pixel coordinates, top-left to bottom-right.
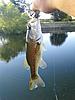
{"left": 0, "top": 35, "right": 25, "bottom": 62}
{"left": 0, "top": 32, "right": 75, "bottom": 100}
{"left": 50, "top": 32, "right": 68, "bottom": 46}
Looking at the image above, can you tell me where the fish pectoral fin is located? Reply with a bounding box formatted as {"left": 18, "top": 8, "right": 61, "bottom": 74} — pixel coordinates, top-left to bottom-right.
{"left": 42, "top": 43, "right": 47, "bottom": 52}
{"left": 39, "top": 59, "right": 47, "bottom": 69}
{"left": 29, "top": 75, "right": 45, "bottom": 90}
{"left": 24, "top": 59, "right": 30, "bottom": 70}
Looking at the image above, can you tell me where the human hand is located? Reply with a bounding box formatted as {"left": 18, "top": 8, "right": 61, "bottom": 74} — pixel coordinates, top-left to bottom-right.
{"left": 31, "top": 0, "right": 75, "bottom": 16}
{"left": 31, "top": 0, "right": 56, "bottom": 13}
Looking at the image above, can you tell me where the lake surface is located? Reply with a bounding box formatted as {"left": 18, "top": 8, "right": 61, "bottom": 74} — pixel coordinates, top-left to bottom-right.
{"left": 0, "top": 32, "right": 75, "bottom": 100}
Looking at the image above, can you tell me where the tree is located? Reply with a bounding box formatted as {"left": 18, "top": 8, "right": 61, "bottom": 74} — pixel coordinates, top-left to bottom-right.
{"left": 51, "top": 10, "right": 72, "bottom": 21}
{"left": 0, "top": 2, "right": 29, "bottom": 34}
{"left": 10, "top": 0, "right": 26, "bottom": 12}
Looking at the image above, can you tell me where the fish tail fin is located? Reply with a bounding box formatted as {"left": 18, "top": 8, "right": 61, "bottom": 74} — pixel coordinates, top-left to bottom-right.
{"left": 24, "top": 59, "right": 30, "bottom": 70}
{"left": 39, "top": 59, "right": 47, "bottom": 69}
{"left": 29, "top": 75, "right": 45, "bottom": 90}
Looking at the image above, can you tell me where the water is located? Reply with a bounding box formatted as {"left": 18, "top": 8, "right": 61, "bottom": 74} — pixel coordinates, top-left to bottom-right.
{"left": 0, "top": 32, "right": 75, "bottom": 100}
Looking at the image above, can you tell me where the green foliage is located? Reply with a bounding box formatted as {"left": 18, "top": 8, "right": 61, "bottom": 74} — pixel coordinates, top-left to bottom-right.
{"left": 52, "top": 10, "right": 72, "bottom": 21}
{"left": 0, "top": 2, "right": 29, "bottom": 34}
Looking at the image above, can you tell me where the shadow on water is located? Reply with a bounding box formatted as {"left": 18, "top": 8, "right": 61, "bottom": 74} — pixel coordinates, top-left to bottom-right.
{"left": 50, "top": 32, "right": 68, "bottom": 46}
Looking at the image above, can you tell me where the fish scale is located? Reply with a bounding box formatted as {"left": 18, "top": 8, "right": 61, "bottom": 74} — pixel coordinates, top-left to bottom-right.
{"left": 26, "top": 40, "right": 40, "bottom": 79}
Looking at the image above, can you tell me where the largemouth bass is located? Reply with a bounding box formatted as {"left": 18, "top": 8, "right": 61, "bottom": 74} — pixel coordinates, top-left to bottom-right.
{"left": 25, "top": 17, "right": 47, "bottom": 90}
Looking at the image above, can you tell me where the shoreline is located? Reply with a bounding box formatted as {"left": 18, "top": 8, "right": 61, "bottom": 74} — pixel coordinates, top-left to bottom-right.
{"left": 41, "top": 21, "right": 75, "bottom": 33}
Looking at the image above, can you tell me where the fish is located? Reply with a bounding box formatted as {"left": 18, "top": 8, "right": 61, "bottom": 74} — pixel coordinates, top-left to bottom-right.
{"left": 25, "top": 17, "right": 47, "bottom": 90}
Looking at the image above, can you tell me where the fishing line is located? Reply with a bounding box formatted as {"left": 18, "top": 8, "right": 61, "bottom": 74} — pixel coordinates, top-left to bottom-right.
{"left": 52, "top": 54, "right": 59, "bottom": 100}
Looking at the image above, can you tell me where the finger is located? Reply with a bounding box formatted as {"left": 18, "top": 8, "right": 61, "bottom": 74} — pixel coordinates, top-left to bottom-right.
{"left": 31, "top": 0, "right": 40, "bottom": 11}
